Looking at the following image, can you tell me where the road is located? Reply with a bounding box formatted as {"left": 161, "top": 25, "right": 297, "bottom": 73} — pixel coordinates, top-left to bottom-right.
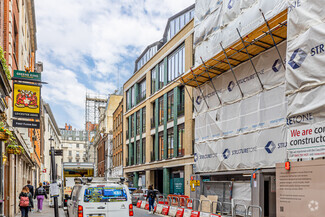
{"left": 134, "top": 207, "right": 161, "bottom": 217}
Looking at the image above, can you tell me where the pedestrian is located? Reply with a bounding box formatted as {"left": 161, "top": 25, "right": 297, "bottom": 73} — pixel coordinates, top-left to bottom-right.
{"left": 34, "top": 182, "right": 48, "bottom": 212}
{"left": 19, "top": 186, "right": 33, "bottom": 217}
{"left": 25, "top": 180, "right": 34, "bottom": 212}
{"left": 146, "top": 185, "right": 156, "bottom": 214}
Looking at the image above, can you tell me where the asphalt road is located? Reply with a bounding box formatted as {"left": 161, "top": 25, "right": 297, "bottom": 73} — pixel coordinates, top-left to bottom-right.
{"left": 134, "top": 207, "right": 161, "bottom": 217}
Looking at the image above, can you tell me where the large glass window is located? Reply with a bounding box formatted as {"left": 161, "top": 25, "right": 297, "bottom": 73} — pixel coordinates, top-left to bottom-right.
{"left": 142, "top": 107, "right": 146, "bottom": 132}
{"left": 142, "top": 138, "right": 146, "bottom": 164}
{"left": 126, "top": 90, "right": 130, "bottom": 110}
{"left": 167, "top": 91, "right": 174, "bottom": 121}
{"left": 152, "top": 135, "right": 155, "bottom": 162}
{"left": 159, "top": 133, "right": 164, "bottom": 160}
{"left": 158, "top": 97, "right": 164, "bottom": 125}
{"left": 167, "top": 130, "right": 174, "bottom": 159}
{"left": 136, "top": 140, "right": 140, "bottom": 164}
{"left": 167, "top": 45, "right": 185, "bottom": 83}
{"left": 138, "top": 79, "right": 146, "bottom": 102}
{"left": 151, "top": 68, "right": 156, "bottom": 94}
{"left": 158, "top": 61, "right": 164, "bottom": 89}
{"left": 131, "top": 86, "right": 135, "bottom": 107}
{"left": 178, "top": 87, "right": 185, "bottom": 116}
{"left": 178, "top": 124, "right": 185, "bottom": 157}
{"left": 130, "top": 115, "right": 134, "bottom": 137}
{"left": 136, "top": 111, "right": 140, "bottom": 135}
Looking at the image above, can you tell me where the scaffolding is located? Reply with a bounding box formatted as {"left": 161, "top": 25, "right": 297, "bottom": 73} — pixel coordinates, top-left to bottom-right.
{"left": 84, "top": 93, "right": 108, "bottom": 162}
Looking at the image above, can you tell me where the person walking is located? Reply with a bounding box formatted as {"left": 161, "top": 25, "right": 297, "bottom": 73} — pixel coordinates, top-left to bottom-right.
{"left": 34, "top": 183, "right": 48, "bottom": 212}
{"left": 25, "top": 180, "right": 34, "bottom": 212}
{"left": 19, "top": 186, "right": 33, "bottom": 217}
{"left": 146, "top": 185, "right": 156, "bottom": 214}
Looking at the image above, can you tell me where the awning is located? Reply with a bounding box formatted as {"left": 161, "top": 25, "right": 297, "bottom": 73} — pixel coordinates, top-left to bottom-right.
{"left": 180, "top": 9, "right": 288, "bottom": 87}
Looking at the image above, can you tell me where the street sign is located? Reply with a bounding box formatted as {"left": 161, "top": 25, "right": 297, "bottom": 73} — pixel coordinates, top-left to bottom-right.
{"left": 13, "top": 70, "right": 41, "bottom": 81}
{"left": 12, "top": 120, "right": 40, "bottom": 129}
{"left": 49, "top": 149, "right": 63, "bottom": 156}
{"left": 13, "top": 83, "right": 41, "bottom": 119}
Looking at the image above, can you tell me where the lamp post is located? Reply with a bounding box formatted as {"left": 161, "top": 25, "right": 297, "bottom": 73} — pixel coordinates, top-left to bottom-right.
{"left": 49, "top": 136, "right": 59, "bottom": 217}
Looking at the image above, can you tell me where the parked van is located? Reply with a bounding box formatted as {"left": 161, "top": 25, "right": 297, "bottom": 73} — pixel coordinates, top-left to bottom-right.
{"left": 67, "top": 178, "right": 133, "bottom": 217}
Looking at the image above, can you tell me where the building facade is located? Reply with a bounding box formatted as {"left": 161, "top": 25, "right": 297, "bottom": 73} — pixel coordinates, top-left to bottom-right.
{"left": 112, "top": 98, "right": 123, "bottom": 178}
{"left": 1, "top": 0, "right": 39, "bottom": 216}
{"left": 123, "top": 5, "right": 195, "bottom": 196}
{"left": 61, "top": 124, "right": 87, "bottom": 163}
{"left": 41, "top": 101, "right": 61, "bottom": 183}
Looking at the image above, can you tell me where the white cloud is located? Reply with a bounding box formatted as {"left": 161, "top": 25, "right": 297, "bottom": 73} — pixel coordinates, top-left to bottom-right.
{"left": 35, "top": 0, "right": 195, "bottom": 128}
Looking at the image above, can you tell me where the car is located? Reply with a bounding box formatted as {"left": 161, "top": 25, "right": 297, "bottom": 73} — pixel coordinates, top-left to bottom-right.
{"left": 131, "top": 188, "right": 160, "bottom": 205}
{"left": 67, "top": 178, "right": 133, "bottom": 217}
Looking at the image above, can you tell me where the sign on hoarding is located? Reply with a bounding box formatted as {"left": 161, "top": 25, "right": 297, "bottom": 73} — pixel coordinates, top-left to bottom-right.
{"left": 13, "top": 83, "right": 41, "bottom": 119}
{"left": 13, "top": 70, "right": 41, "bottom": 81}
{"left": 276, "top": 160, "right": 325, "bottom": 216}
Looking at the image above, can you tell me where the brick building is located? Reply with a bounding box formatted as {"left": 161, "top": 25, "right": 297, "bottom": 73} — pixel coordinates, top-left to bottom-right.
{"left": 112, "top": 98, "right": 123, "bottom": 177}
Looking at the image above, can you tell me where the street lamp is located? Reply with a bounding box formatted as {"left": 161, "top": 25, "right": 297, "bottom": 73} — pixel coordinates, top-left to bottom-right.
{"left": 49, "top": 136, "right": 59, "bottom": 217}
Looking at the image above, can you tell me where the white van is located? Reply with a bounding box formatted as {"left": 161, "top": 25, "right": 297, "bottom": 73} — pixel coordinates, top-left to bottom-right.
{"left": 67, "top": 179, "right": 133, "bottom": 217}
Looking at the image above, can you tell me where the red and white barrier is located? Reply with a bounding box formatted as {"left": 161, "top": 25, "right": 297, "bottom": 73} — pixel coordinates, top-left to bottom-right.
{"left": 136, "top": 200, "right": 142, "bottom": 208}
{"left": 190, "top": 210, "right": 200, "bottom": 217}
{"left": 140, "top": 201, "right": 147, "bottom": 209}
{"left": 183, "top": 209, "right": 192, "bottom": 217}
{"left": 168, "top": 206, "right": 177, "bottom": 217}
{"left": 145, "top": 203, "right": 149, "bottom": 210}
{"left": 175, "top": 207, "right": 184, "bottom": 217}
{"left": 210, "top": 214, "right": 222, "bottom": 217}
{"left": 156, "top": 204, "right": 164, "bottom": 214}
{"left": 199, "top": 212, "right": 211, "bottom": 217}
{"left": 161, "top": 205, "right": 170, "bottom": 215}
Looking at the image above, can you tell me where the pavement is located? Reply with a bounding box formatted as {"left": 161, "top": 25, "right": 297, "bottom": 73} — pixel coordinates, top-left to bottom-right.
{"left": 15, "top": 199, "right": 66, "bottom": 217}
{"left": 134, "top": 207, "right": 162, "bottom": 217}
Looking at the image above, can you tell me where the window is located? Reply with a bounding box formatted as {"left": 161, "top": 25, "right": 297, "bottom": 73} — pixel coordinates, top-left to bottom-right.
{"left": 178, "top": 124, "right": 185, "bottom": 157}
{"left": 76, "top": 159, "right": 79, "bottom": 163}
{"left": 126, "top": 90, "right": 130, "bottom": 110}
{"left": 167, "top": 91, "right": 174, "bottom": 121}
{"left": 136, "top": 140, "right": 140, "bottom": 165}
{"left": 142, "top": 107, "right": 146, "bottom": 132}
{"left": 168, "top": 45, "right": 185, "bottom": 83}
{"left": 158, "top": 97, "right": 164, "bottom": 125}
{"left": 136, "top": 111, "right": 140, "bottom": 135}
{"left": 130, "top": 115, "right": 134, "bottom": 137}
{"left": 178, "top": 87, "right": 185, "bottom": 116}
{"left": 158, "top": 61, "right": 164, "bottom": 89}
{"left": 138, "top": 79, "right": 146, "bottom": 102}
{"left": 76, "top": 151, "right": 80, "bottom": 157}
{"left": 151, "top": 68, "right": 156, "bottom": 94}
{"left": 142, "top": 138, "right": 146, "bottom": 164}
{"left": 69, "top": 159, "right": 72, "bottom": 163}
{"left": 84, "top": 187, "right": 127, "bottom": 203}
{"left": 131, "top": 86, "right": 135, "bottom": 107}
{"left": 167, "top": 130, "right": 174, "bottom": 159}
{"left": 69, "top": 151, "right": 72, "bottom": 156}
{"left": 76, "top": 144, "right": 79, "bottom": 148}
{"left": 159, "top": 133, "right": 164, "bottom": 160}
{"left": 152, "top": 135, "right": 156, "bottom": 162}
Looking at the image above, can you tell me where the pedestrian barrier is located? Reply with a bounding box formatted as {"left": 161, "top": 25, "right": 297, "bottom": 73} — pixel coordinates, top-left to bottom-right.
{"left": 175, "top": 207, "right": 185, "bottom": 217}
{"left": 183, "top": 208, "right": 192, "bottom": 217}
{"left": 233, "top": 203, "right": 247, "bottom": 217}
{"left": 212, "top": 201, "right": 223, "bottom": 215}
{"left": 156, "top": 204, "right": 164, "bottom": 214}
{"left": 220, "top": 201, "right": 232, "bottom": 216}
{"left": 145, "top": 202, "right": 150, "bottom": 210}
{"left": 162, "top": 205, "right": 170, "bottom": 215}
{"left": 136, "top": 200, "right": 142, "bottom": 208}
{"left": 210, "top": 214, "right": 222, "bottom": 217}
{"left": 140, "top": 200, "right": 147, "bottom": 209}
{"left": 168, "top": 206, "right": 178, "bottom": 217}
{"left": 190, "top": 210, "right": 200, "bottom": 217}
{"left": 246, "top": 205, "right": 262, "bottom": 217}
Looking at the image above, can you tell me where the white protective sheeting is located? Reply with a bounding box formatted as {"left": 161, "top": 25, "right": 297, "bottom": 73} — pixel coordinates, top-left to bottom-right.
{"left": 193, "top": 43, "right": 286, "bottom": 115}
{"left": 286, "top": 0, "right": 325, "bottom": 160}
{"left": 195, "top": 126, "right": 287, "bottom": 172}
{"left": 193, "top": 0, "right": 287, "bottom": 66}
{"left": 194, "top": 43, "right": 287, "bottom": 172}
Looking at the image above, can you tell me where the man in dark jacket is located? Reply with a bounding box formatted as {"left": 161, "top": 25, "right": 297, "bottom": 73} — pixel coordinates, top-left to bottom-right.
{"left": 25, "top": 180, "right": 34, "bottom": 197}
{"left": 146, "top": 185, "right": 156, "bottom": 214}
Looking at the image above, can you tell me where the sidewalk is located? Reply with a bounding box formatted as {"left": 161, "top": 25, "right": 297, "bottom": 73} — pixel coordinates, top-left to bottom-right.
{"left": 15, "top": 199, "right": 66, "bottom": 217}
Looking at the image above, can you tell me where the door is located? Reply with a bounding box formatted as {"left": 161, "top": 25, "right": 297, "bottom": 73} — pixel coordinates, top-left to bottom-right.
{"left": 264, "top": 176, "right": 276, "bottom": 217}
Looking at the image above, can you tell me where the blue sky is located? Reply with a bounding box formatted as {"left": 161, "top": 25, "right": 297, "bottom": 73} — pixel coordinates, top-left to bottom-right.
{"left": 35, "top": 0, "right": 195, "bottom": 129}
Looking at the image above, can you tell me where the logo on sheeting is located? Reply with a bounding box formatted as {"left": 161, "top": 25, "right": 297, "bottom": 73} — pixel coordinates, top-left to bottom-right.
{"left": 196, "top": 96, "right": 202, "bottom": 105}
{"left": 223, "top": 149, "right": 231, "bottom": 159}
{"left": 194, "top": 153, "right": 198, "bottom": 162}
{"left": 288, "top": 48, "right": 307, "bottom": 69}
{"left": 272, "top": 59, "right": 282, "bottom": 72}
{"left": 227, "top": 81, "right": 235, "bottom": 92}
{"left": 228, "top": 0, "right": 235, "bottom": 9}
{"left": 265, "top": 141, "right": 276, "bottom": 154}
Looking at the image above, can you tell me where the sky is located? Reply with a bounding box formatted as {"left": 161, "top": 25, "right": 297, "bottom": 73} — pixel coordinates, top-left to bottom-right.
{"left": 35, "top": 0, "right": 195, "bottom": 130}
